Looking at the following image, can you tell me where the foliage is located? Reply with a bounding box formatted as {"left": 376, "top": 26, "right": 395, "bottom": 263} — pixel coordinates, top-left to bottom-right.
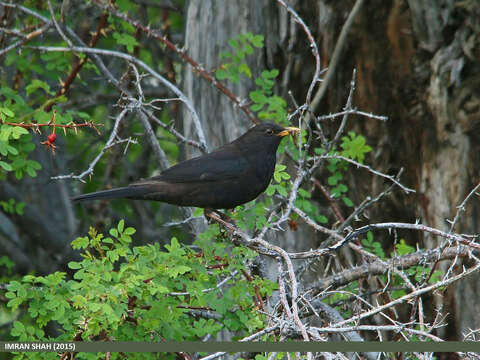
{"left": 0, "top": 198, "right": 25, "bottom": 216}
{"left": 250, "top": 69, "right": 287, "bottom": 122}
{"left": 0, "top": 113, "right": 40, "bottom": 179}
{"left": 313, "top": 131, "right": 372, "bottom": 208}
{"left": 361, "top": 234, "right": 444, "bottom": 300}
{"left": 216, "top": 32, "right": 264, "bottom": 83}
{"left": 5, "top": 221, "right": 276, "bottom": 358}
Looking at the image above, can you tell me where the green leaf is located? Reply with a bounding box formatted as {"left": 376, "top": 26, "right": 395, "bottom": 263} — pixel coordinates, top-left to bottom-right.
{"left": 265, "top": 185, "right": 275, "bottom": 196}
{"left": 26, "top": 79, "right": 53, "bottom": 96}
{"left": 428, "top": 270, "right": 443, "bottom": 284}
{"left": 216, "top": 68, "right": 228, "bottom": 80}
{"left": 249, "top": 91, "right": 267, "bottom": 105}
{"left": 250, "top": 34, "right": 264, "bottom": 47}
{"left": 0, "top": 161, "right": 12, "bottom": 171}
{"left": 392, "top": 289, "right": 406, "bottom": 299}
{"left": 12, "top": 158, "right": 26, "bottom": 169}
{"left": 11, "top": 126, "right": 29, "bottom": 139}
{"left": 340, "top": 131, "right": 372, "bottom": 163}
{"left": 117, "top": 220, "right": 125, "bottom": 233}
{"left": 238, "top": 63, "right": 252, "bottom": 78}
{"left": 228, "top": 39, "right": 239, "bottom": 49}
{"left": 277, "top": 185, "right": 288, "bottom": 197}
{"left": 124, "top": 227, "right": 136, "bottom": 236}
{"left": 72, "top": 236, "right": 89, "bottom": 250}
{"left": 168, "top": 265, "right": 191, "bottom": 278}
{"left": 7, "top": 144, "right": 18, "bottom": 155}
{"left": 316, "top": 215, "right": 328, "bottom": 224}
{"left": 68, "top": 261, "right": 82, "bottom": 270}
{"left": 0, "top": 126, "right": 12, "bottom": 141}
{"left": 395, "top": 239, "right": 415, "bottom": 256}
{"left": 0, "top": 141, "right": 7, "bottom": 156}
{"left": 27, "top": 160, "right": 42, "bottom": 170}
{"left": 273, "top": 171, "right": 281, "bottom": 183}
{"left": 112, "top": 32, "right": 139, "bottom": 53}
{"left": 337, "top": 183, "right": 348, "bottom": 193}
{"left": 328, "top": 175, "right": 338, "bottom": 186}
{"left": 33, "top": 111, "right": 51, "bottom": 124}
{"left": 250, "top": 103, "right": 263, "bottom": 112}
{"left": 298, "top": 188, "right": 311, "bottom": 199}
{"left": 11, "top": 321, "right": 25, "bottom": 337}
{"left": 342, "top": 197, "right": 354, "bottom": 207}
{"left": 0, "top": 107, "right": 14, "bottom": 117}
{"left": 21, "top": 141, "right": 35, "bottom": 153}
{"left": 220, "top": 51, "right": 232, "bottom": 59}
{"left": 261, "top": 69, "right": 279, "bottom": 79}
{"left": 25, "top": 166, "right": 37, "bottom": 178}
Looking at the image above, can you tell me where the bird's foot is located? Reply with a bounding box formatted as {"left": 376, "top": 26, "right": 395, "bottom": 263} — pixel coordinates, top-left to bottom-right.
{"left": 204, "top": 208, "right": 237, "bottom": 229}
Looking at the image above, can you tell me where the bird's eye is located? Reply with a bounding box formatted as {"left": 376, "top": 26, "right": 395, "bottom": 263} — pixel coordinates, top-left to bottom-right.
{"left": 265, "top": 128, "right": 274, "bottom": 135}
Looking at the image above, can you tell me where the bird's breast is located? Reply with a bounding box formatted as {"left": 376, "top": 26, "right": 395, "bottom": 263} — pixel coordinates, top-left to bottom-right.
{"left": 251, "top": 152, "right": 276, "bottom": 186}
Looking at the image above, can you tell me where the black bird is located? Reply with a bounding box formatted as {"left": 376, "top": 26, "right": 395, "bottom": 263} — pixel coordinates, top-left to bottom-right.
{"left": 72, "top": 122, "right": 299, "bottom": 209}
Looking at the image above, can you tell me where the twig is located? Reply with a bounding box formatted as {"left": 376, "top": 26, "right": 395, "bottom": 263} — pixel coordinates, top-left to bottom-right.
{"left": 52, "top": 109, "right": 128, "bottom": 182}
{"left": 0, "top": 120, "right": 102, "bottom": 134}
{"left": 46, "top": 0, "right": 73, "bottom": 47}
{"left": 44, "top": 12, "right": 108, "bottom": 112}
{"left": 310, "top": 0, "right": 365, "bottom": 112}
{"left": 145, "top": 111, "right": 205, "bottom": 152}
{"left": 335, "top": 222, "right": 480, "bottom": 252}
{"left": 315, "top": 154, "right": 416, "bottom": 194}
{"left": 317, "top": 109, "right": 388, "bottom": 122}
{"left": 309, "top": 324, "right": 443, "bottom": 341}
{"left": 328, "top": 69, "right": 356, "bottom": 151}
{"left": 276, "top": 0, "right": 321, "bottom": 106}
{"left": 167, "top": 270, "right": 238, "bottom": 297}
{"left": 0, "top": 22, "right": 50, "bottom": 57}
{"left": 332, "top": 259, "right": 480, "bottom": 328}
{"left": 448, "top": 181, "right": 480, "bottom": 233}
{"left": 198, "top": 325, "right": 280, "bottom": 360}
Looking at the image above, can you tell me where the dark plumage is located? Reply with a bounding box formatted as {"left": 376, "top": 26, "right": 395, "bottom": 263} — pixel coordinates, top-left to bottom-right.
{"left": 72, "top": 122, "right": 299, "bottom": 209}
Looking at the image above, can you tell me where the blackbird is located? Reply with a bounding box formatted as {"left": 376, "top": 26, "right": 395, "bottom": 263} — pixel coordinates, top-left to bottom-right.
{"left": 72, "top": 122, "right": 299, "bottom": 209}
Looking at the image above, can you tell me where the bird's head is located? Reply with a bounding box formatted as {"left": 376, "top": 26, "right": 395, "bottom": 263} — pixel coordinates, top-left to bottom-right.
{"left": 241, "top": 122, "right": 299, "bottom": 143}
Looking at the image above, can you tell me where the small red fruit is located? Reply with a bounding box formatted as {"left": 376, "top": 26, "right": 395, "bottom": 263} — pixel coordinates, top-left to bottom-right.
{"left": 48, "top": 133, "right": 57, "bottom": 143}
{"left": 288, "top": 219, "right": 298, "bottom": 231}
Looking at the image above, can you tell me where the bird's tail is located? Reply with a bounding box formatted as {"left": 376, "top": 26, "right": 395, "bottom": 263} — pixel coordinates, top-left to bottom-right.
{"left": 72, "top": 186, "right": 149, "bottom": 202}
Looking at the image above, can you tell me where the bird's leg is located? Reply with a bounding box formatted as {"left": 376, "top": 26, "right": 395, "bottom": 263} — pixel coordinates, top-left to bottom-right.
{"left": 204, "top": 209, "right": 239, "bottom": 235}
{"left": 204, "top": 209, "right": 232, "bottom": 240}
{"left": 204, "top": 208, "right": 236, "bottom": 226}
{"left": 219, "top": 209, "right": 235, "bottom": 224}
{"left": 203, "top": 208, "right": 214, "bottom": 224}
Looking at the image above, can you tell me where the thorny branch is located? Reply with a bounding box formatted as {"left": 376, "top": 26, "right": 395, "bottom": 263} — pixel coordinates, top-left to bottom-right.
{"left": 51, "top": 109, "right": 129, "bottom": 182}
{"left": 90, "top": 0, "right": 260, "bottom": 125}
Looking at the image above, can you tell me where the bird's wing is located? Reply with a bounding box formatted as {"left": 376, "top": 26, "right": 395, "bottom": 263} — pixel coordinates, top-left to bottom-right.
{"left": 132, "top": 146, "right": 249, "bottom": 185}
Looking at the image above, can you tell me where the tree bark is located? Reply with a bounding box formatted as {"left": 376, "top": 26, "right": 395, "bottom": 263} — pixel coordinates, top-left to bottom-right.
{"left": 316, "top": 0, "right": 480, "bottom": 343}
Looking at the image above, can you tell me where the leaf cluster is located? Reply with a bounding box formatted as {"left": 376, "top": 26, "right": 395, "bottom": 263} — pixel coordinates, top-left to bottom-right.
{"left": 5, "top": 221, "right": 277, "bottom": 357}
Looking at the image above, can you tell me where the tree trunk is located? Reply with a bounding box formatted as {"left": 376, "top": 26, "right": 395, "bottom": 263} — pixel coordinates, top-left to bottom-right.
{"left": 182, "top": 0, "right": 271, "bottom": 154}
{"left": 315, "top": 0, "right": 480, "bottom": 343}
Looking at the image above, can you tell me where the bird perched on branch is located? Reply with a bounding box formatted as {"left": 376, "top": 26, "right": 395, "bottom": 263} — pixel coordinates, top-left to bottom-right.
{"left": 72, "top": 122, "right": 299, "bottom": 209}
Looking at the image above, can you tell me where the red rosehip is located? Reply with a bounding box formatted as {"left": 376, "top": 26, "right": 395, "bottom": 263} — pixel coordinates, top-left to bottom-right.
{"left": 48, "top": 133, "right": 57, "bottom": 143}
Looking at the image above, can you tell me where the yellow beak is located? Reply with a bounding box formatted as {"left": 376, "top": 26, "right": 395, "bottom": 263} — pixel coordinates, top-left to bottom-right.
{"left": 277, "top": 126, "right": 300, "bottom": 137}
